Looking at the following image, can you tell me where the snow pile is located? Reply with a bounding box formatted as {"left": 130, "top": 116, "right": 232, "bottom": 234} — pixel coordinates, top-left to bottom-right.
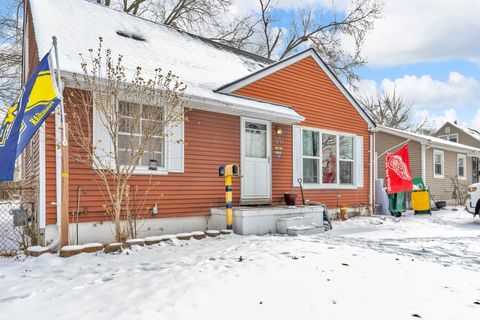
{"left": 1, "top": 207, "right": 479, "bottom": 319}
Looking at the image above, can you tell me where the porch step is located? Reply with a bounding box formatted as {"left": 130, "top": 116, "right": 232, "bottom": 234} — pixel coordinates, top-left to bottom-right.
{"left": 276, "top": 215, "right": 313, "bottom": 234}
{"left": 286, "top": 224, "right": 324, "bottom": 236}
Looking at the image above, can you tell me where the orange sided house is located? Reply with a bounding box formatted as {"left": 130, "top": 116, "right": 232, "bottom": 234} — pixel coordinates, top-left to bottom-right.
{"left": 22, "top": 0, "right": 375, "bottom": 243}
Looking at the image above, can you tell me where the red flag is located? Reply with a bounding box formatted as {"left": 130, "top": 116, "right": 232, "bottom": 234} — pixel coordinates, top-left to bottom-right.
{"left": 385, "top": 144, "right": 413, "bottom": 194}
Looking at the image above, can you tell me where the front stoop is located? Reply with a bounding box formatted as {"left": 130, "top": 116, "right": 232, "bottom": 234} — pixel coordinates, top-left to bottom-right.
{"left": 209, "top": 205, "right": 324, "bottom": 235}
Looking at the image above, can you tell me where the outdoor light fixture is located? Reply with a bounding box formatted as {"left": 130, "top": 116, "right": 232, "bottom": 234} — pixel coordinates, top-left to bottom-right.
{"left": 275, "top": 126, "right": 283, "bottom": 135}
{"left": 149, "top": 159, "right": 158, "bottom": 171}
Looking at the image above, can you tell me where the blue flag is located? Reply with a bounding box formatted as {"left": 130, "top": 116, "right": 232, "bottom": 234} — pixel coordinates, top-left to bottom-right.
{"left": 0, "top": 52, "right": 61, "bottom": 181}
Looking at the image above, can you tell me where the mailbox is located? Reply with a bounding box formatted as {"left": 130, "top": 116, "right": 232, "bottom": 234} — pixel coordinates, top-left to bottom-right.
{"left": 218, "top": 164, "right": 239, "bottom": 177}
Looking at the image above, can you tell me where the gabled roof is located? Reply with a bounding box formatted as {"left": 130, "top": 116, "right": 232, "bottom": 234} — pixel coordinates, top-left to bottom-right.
{"left": 435, "top": 121, "right": 480, "bottom": 142}
{"left": 216, "top": 49, "right": 376, "bottom": 128}
{"left": 28, "top": 0, "right": 304, "bottom": 124}
{"left": 377, "top": 125, "right": 480, "bottom": 155}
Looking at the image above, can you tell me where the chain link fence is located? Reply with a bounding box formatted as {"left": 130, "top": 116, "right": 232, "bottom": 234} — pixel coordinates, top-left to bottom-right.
{"left": 0, "top": 182, "right": 38, "bottom": 256}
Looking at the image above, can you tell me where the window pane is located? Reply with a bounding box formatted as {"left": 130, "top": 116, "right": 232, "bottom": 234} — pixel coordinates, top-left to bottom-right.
{"left": 303, "top": 130, "right": 319, "bottom": 157}
{"left": 434, "top": 154, "right": 441, "bottom": 165}
{"left": 458, "top": 157, "right": 465, "bottom": 177}
{"left": 303, "top": 158, "right": 319, "bottom": 183}
{"left": 119, "top": 101, "right": 140, "bottom": 116}
{"left": 118, "top": 150, "right": 131, "bottom": 166}
{"left": 340, "top": 136, "right": 353, "bottom": 160}
{"left": 435, "top": 164, "right": 442, "bottom": 175}
{"left": 340, "top": 161, "right": 353, "bottom": 184}
{"left": 144, "top": 137, "right": 164, "bottom": 153}
{"left": 141, "top": 152, "right": 164, "bottom": 167}
{"left": 245, "top": 122, "right": 267, "bottom": 158}
{"left": 322, "top": 134, "right": 337, "bottom": 183}
{"left": 118, "top": 135, "right": 140, "bottom": 150}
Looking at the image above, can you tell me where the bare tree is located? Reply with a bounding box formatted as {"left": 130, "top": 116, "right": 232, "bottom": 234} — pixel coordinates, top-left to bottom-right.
{"left": 0, "top": 0, "right": 23, "bottom": 112}
{"left": 447, "top": 175, "right": 469, "bottom": 206}
{"left": 255, "top": 0, "right": 383, "bottom": 83}
{"left": 68, "top": 38, "right": 187, "bottom": 241}
{"left": 91, "top": 0, "right": 383, "bottom": 83}
{"left": 359, "top": 88, "right": 432, "bottom": 133}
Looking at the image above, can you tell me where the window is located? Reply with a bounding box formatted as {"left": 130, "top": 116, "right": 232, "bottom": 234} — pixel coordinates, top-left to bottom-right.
{"left": 301, "top": 128, "right": 356, "bottom": 186}
{"left": 302, "top": 130, "right": 320, "bottom": 183}
{"left": 457, "top": 154, "right": 466, "bottom": 180}
{"left": 438, "top": 134, "right": 458, "bottom": 143}
{"left": 339, "top": 136, "right": 354, "bottom": 184}
{"left": 433, "top": 150, "right": 444, "bottom": 178}
{"left": 117, "top": 101, "right": 164, "bottom": 168}
{"left": 245, "top": 122, "right": 267, "bottom": 158}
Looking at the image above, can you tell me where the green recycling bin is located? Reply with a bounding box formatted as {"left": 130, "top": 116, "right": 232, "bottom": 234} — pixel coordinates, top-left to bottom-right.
{"left": 388, "top": 192, "right": 406, "bottom": 217}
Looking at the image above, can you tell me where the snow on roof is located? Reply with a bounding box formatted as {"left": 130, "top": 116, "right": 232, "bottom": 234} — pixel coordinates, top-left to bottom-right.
{"left": 445, "top": 122, "right": 480, "bottom": 142}
{"left": 377, "top": 125, "right": 480, "bottom": 153}
{"left": 29, "top": 0, "right": 304, "bottom": 123}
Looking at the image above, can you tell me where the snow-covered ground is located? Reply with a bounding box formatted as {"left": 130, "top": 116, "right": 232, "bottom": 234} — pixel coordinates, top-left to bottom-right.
{"left": 1, "top": 207, "right": 479, "bottom": 319}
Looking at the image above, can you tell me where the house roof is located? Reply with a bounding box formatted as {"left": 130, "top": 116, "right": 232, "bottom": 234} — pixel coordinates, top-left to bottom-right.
{"left": 217, "top": 49, "right": 376, "bottom": 128}
{"left": 436, "top": 121, "right": 480, "bottom": 142}
{"left": 377, "top": 125, "right": 480, "bottom": 155}
{"left": 28, "top": 0, "right": 304, "bottom": 124}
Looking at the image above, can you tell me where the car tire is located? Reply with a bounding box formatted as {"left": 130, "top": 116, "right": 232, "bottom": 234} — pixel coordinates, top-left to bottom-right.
{"left": 475, "top": 200, "right": 480, "bottom": 217}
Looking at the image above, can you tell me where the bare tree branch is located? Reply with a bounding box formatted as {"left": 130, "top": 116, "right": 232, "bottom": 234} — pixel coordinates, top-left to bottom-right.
{"left": 68, "top": 38, "right": 188, "bottom": 241}
{"left": 358, "top": 87, "right": 433, "bottom": 133}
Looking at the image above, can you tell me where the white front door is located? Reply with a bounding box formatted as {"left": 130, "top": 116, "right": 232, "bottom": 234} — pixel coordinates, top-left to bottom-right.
{"left": 241, "top": 118, "right": 272, "bottom": 204}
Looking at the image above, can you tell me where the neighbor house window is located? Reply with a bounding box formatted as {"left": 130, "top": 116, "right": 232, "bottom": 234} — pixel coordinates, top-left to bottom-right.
{"left": 433, "top": 150, "right": 444, "bottom": 178}
{"left": 302, "top": 128, "right": 355, "bottom": 186}
{"left": 117, "top": 101, "right": 164, "bottom": 168}
{"left": 457, "top": 154, "right": 466, "bottom": 180}
{"left": 438, "top": 133, "right": 458, "bottom": 143}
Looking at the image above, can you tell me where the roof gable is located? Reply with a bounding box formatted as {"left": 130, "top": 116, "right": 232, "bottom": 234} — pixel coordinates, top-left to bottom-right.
{"left": 435, "top": 121, "right": 480, "bottom": 144}
{"left": 217, "top": 49, "right": 375, "bottom": 128}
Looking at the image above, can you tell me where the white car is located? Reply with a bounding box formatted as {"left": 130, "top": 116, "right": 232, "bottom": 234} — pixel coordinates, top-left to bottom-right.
{"left": 466, "top": 183, "right": 480, "bottom": 217}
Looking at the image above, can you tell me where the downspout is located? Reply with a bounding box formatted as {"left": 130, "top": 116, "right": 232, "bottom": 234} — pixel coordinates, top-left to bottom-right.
{"left": 421, "top": 143, "right": 427, "bottom": 183}
{"left": 369, "top": 132, "right": 373, "bottom": 208}
{"left": 55, "top": 110, "right": 62, "bottom": 231}
{"left": 38, "top": 124, "right": 46, "bottom": 244}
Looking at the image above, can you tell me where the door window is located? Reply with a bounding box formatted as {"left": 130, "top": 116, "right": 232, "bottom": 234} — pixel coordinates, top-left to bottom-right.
{"left": 245, "top": 122, "right": 267, "bottom": 158}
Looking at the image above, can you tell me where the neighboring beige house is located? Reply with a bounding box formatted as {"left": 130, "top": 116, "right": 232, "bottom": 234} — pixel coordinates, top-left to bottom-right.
{"left": 433, "top": 121, "right": 480, "bottom": 183}
{"left": 375, "top": 126, "right": 480, "bottom": 205}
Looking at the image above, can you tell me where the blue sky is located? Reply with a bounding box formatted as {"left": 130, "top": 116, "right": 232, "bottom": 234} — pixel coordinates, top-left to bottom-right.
{"left": 247, "top": 0, "right": 480, "bottom": 130}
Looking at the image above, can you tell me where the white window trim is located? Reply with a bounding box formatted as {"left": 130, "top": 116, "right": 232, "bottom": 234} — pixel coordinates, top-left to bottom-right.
{"left": 438, "top": 133, "right": 458, "bottom": 142}
{"left": 301, "top": 126, "right": 357, "bottom": 189}
{"left": 433, "top": 149, "right": 444, "bottom": 179}
{"left": 117, "top": 100, "right": 168, "bottom": 175}
{"left": 457, "top": 154, "right": 467, "bottom": 180}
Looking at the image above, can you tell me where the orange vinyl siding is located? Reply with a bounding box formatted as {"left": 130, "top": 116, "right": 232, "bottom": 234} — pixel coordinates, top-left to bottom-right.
{"left": 234, "top": 56, "right": 371, "bottom": 209}
{"left": 44, "top": 91, "right": 241, "bottom": 224}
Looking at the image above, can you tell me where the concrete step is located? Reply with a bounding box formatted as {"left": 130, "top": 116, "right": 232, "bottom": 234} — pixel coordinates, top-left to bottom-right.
{"left": 286, "top": 224, "right": 324, "bottom": 236}
{"left": 276, "top": 215, "right": 313, "bottom": 234}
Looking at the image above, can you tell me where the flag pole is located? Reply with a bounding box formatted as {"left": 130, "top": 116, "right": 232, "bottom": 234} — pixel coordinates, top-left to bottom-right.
{"left": 52, "top": 36, "right": 69, "bottom": 247}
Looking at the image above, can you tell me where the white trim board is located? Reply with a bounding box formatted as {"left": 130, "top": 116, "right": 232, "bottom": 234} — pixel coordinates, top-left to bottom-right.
{"left": 216, "top": 49, "right": 375, "bottom": 129}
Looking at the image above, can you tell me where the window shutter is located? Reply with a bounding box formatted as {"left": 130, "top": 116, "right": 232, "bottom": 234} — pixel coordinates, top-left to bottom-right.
{"left": 292, "top": 125, "right": 302, "bottom": 187}
{"left": 92, "top": 94, "right": 115, "bottom": 170}
{"left": 355, "top": 135, "right": 364, "bottom": 188}
{"left": 167, "top": 107, "right": 184, "bottom": 173}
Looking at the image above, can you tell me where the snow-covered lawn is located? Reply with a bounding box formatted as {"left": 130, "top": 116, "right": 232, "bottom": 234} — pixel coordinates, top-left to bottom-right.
{"left": 1, "top": 208, "right": 480, "bottom": 320}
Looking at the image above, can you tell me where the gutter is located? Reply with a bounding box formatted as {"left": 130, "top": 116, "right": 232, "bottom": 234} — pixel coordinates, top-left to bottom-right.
{"left": 188, "top": 94, "right": 305, "bottom": 125}
{"left": 61, "top": 72, "right": 305, "bottom": 125}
